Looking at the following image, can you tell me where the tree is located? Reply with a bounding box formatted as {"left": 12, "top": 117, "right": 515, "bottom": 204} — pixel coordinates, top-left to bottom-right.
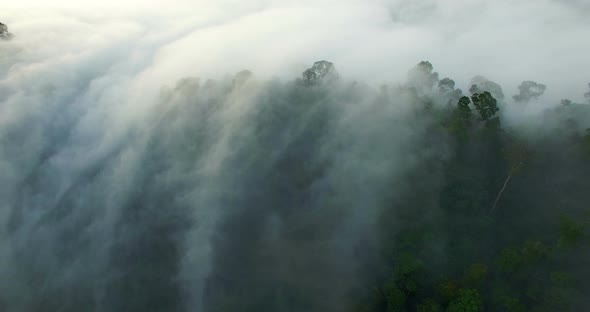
{"left": 300, "top": 60, "right": 339, "bottom": 86}
{"left": 384, "top": 282, "right": 407, "bottom": 312}
{"left": 513, "top": 81, "right": 546, "bottom": 102}
{"left": 418, "top": 299, "right": 442, "bottom": 312}
{"left": 463, "top": 264, "right": 488, "bottom": 286}
{"left": 448, "top": 96, "right": 474, "bottom": 140}
{"left": 232, "top": 70, "right": 253, "bottom": 87}
{"left": 558, "top": 215, "right": 584, "bottom": 247}
{"left": 469, "top": 76, "right": 505, "bottom": 100}
{"left": 438, "top": 77, "right": 463, "bottom": 106}
{"left": 446, "top": 289, "right": 482, "bottom": 312}
{"left": 584, "top": 83, "right": 590, "bottom": 103}
{"left": 497, "top": 295, "right": 526, "bottom": 312}
{"left": 408, "top": 61, "right": 439, "bottom": 92}
{"left": 439, "top": 78, "right": 456, "bottom": 93}
{"left": 471, "top": 92, "right": 499, "bottom": 121}
{"left": 457, "top": 97, "right": 472, "bottom": 120}
{"left": 0, "top": 22, "right": 14, "bottom": 40}
{"left": 497, "top": 247, "right": 522, "bottom": 273}
{"left": 437, "top": 280, "right": 459, "bottom": 301}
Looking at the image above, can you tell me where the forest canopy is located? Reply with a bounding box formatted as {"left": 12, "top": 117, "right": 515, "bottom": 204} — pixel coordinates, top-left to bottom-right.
{"left": 1, "top": 57, "right": 589, "bottom": 312}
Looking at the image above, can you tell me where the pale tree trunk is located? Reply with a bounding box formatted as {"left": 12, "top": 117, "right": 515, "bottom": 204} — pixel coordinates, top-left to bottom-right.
{"left": 489, "top": 161, "right": 523, "bottom": 215}
{"left": 490, "top": 173, "right": 512, "bottom": 214}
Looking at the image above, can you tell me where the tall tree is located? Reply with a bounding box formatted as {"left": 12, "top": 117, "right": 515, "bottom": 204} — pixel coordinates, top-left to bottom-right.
{"left": 471, "top": 92, "right": 499, "bottom": 121}
{"left": 469, "top": 76, "right": 505, "bottom": 100}
{"left": 300, "top": 60, "right": 339, "bottom": 86}
{"left": 513, "top": 81, "right": 546, "bottom": 102}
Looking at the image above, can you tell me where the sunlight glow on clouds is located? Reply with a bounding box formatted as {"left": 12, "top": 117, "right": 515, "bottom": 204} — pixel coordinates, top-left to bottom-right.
{"left": 3, "top": 0, "right": 590, "bottom": 102}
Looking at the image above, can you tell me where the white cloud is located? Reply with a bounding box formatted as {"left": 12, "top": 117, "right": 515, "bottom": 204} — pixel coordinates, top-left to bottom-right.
{"left": 1, "top": 1, "right": 589, "bottom": 310}
{"left": 4, "top": 0, "right": 589, "bottom": 101}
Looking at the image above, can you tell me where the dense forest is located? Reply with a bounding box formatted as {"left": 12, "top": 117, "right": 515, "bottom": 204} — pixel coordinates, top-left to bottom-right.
{"left": 1, "top": 59, "right": 589, "bottom": 312}
{"left": 352, "top": 62, "right": 590, "bottom": 312}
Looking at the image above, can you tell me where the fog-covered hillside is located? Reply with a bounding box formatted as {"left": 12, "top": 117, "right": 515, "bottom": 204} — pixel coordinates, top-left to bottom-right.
{"left": 1, "top": 2, "right": 590, "bottom": 311}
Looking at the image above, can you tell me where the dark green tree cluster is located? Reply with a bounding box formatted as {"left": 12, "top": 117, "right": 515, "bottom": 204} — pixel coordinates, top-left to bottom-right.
{"left": 153, "top": 61, "right": 589, "bottom": 312}
{"left": 357, "top": 62, "right": 590, "bottom": 312}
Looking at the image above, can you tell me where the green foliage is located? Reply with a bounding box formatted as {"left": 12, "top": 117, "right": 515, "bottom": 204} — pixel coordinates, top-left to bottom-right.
{"left": 463, "top": 264, "right": 487, "bottom": 286}
{"left": 448, "top": 96, "right": 473, "bottom": 140}
{"left": 471, "top": 91, "right": 499, "bottom": 121}
{"left": 502, "top": 140, "right": 529, "bottom": 173}
{"left": 520, "top": 240, "right": 550, "bottom": 263}
{"left": 446, "top": 289, "right": 482, "bottom": 312}
{"left": 383, "top": 282, "right": 406, "bottom": 312}
{"left": 498, "top": 295, "right": 526, "bottom": 312}
{"left": 418, "top": 299, "right": 442, "bottom": 312}
{"left": 381, "top": 255, "right": 427, "bottom": 311}
{"left": 356, "top": 62, "right": 590, "bottom": 312}
{"left": 497, "top": 240, "right": 550, "bottom": 273}
{"left": 558, "top": 215, "right": 584, "bottom": 247}
{"left": 437, "top": 279, "right": 459, "bottom": 301}
{"left": 457, "top": 97, "right": 472, "bottom": 120}
{"left": 393, "top": 255, "right": 423, "bottom": 292}
{"left": 550, "top": 271, "right": 572, "bottom": 286}
{"left": 395, "top": 255, "right": 423, "bottom": 277}
{"left": 497, "top": 247, "right": 522, "bottom": 273}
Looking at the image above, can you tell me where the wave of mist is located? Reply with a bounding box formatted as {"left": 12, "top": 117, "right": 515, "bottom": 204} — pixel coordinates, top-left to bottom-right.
{"left": 1, "top": 2, "right": 590, "bottom": 311}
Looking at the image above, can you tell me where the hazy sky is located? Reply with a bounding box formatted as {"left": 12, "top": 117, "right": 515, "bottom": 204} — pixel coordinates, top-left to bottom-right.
{"left": 3, "top": 0, "right": 590, "bottom": 102}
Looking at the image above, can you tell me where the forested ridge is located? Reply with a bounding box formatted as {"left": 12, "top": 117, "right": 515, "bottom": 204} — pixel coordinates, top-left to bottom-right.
{"left": 352, "top": 62, "right": 590, "bottom": 312}
{"left": 1, "top": 59, "right": 589, "bottom": 312}
{"left": 194, "top": 61, "right": 590, "bottom": 312}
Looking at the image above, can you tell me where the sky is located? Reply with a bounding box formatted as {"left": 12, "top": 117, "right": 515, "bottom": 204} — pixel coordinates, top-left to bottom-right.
{"left": 3, "top": 0, "right": 590, "bottom": 103}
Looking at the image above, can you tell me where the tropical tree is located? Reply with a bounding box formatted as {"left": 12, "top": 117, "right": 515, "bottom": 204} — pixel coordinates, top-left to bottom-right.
{"left": 471, "top": 92, "right": 499, "bottom": 121}
{"left": 513, "top": 81, "right": 546, "bottom": 102}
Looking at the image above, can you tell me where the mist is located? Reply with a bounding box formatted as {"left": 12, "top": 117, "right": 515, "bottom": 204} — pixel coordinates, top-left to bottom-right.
{"left": 1, "top": 1, "right": 590, "bottom": 311}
